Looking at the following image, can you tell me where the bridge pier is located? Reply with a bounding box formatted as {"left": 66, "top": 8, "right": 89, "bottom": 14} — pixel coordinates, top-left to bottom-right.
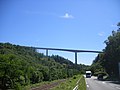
{"left": 46, "top": 49, "right": 48, "bottom": 56}
{"left": 75, "top": 52, "right": 77, "bottom": 65}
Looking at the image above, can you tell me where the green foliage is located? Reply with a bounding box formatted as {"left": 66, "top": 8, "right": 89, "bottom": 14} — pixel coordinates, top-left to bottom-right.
{"left": 0, "top": 43, "right": 80, "bottom": 89}
{"left": 91, "top": 22, "right": 120, "bottom": 78}
{"left": 90, "top": 52, "right": 109, "bottom": 76}
{"left": 78, "top": 76, "right": 86, "bottom": 90}
{"left": 51, "top": 75, "right": 79, "bottom": 90}
{"left": 51, "top": 75, "right": 86, "bottom": 90}
{"left": 103, "top": 30, "right": 120, "bottom": 78}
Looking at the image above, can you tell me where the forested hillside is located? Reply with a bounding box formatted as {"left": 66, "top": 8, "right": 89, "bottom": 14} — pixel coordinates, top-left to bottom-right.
{"left": 90, "top": 22, "right": 120, "bottom": 79}
{"left": 0, "top": 43, "right": 80, "bottom": 89}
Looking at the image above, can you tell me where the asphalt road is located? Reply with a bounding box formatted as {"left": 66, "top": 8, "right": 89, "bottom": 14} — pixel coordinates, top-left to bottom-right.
{"left": 85, "top": 76, "right": 120, "bottom": 90}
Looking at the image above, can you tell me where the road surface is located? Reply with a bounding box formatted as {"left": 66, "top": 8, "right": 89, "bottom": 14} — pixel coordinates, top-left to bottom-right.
{"left": 85, "top": 76, "right": 120, "bottom": 90}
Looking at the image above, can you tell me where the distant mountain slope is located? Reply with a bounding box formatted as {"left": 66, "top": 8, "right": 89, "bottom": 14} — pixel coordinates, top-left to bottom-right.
{"left": 0, "top": 42, "right": 80, "bottom": 89}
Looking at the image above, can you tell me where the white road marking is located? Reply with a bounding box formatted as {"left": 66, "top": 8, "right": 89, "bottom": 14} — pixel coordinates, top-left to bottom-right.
{"left": 102, "top": 82, "right": 106, "bottom": 84}
{"left": 86, "top": 81, "right": 89, "bottom": 88}
{"left": 87, "top": 85, "right": 89, "bottom": 88}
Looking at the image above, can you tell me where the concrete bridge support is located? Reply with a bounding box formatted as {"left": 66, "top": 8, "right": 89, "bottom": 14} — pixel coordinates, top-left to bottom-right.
{"left": 75, "top": 52, "right": 77, "bottom": 65}
{"left": 46, "top": 49, "right": 48, "bottom": 56}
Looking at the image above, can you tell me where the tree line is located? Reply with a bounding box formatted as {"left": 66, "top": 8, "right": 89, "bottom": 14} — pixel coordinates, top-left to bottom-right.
{"left": 90, "top": 22, "right": 120, "bottom": 79}
{"left": 0, "top": 43, "right": 82, "bottom": 89}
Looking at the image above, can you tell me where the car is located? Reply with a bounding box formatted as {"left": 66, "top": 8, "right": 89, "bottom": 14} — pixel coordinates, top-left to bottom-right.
{"left": 97, "top": 74, "right": 103, "bottom": 80}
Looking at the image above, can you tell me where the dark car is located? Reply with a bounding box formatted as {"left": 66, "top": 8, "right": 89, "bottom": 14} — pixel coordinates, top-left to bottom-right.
{"left": 97, "top": 74, "right": 103, "bottom": 80}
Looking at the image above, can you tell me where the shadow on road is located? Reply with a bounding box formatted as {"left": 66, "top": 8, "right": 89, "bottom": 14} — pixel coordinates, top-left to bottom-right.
{"left": 92, "top": 76, "right": 120, "bottom": 85}
{"left": 108, "top": 81, "right": 120, "bottom": 85}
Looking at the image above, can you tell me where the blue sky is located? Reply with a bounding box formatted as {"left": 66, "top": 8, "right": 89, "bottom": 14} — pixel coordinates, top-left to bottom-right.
{"left": 0, "top": 0, "right": 120, "bottom": 65}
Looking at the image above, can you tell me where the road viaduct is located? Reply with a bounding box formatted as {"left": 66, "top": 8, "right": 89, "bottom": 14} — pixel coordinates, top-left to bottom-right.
{"left": 31, "top": 47, "right": 103, "bottom": 65}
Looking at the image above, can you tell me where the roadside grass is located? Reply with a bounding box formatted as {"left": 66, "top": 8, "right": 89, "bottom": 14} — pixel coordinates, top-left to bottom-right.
{"left": 23, "top": 81, "right": 50, "bottom": 90}
{"left": 78, "top": 75, "right": 86, "bottom": 90}
{"left": 23, "top": 75, "right": 86, "bottom": 90}
{"left": 23, "top": 79, "right": 63, "bottom": 90}
{"left": 51, "top": 75, "right": 86, "bottom": 90}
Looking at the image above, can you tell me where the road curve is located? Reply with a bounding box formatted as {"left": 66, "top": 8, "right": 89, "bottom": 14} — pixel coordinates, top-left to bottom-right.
{"left": 85, "top": 76, "right": 120, "bottom": 90}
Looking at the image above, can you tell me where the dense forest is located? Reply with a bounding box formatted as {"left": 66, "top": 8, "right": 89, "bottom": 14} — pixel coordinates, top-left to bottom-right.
{"left": 90, "top": 22, "right": 120, "bottom": 79}
{"left": 0, "top": 42, "right": 85, "bottom": 89}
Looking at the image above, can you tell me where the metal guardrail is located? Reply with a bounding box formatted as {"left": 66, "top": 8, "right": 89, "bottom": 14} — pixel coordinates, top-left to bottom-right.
{"left": 73, "top": 76, "right": 82, "bottom": 90}
{"left": 73, "top": 85, "right": 78, "bottom": 90}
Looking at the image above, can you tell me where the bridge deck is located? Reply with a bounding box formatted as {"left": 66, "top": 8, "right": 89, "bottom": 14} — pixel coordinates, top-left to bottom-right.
{"left": 25, "top": 46, "right": 103, "bottom": 65}
{"left": 33, "top": 47, "right": 103, "bottom": 53}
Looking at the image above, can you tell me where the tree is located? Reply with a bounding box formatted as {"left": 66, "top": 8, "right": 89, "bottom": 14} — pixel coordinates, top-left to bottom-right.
{"left": 91, "top": 22, "right": 120, "bottom": 78}
{"left": 0, "top": 42, "right": 81, "bottom": 89}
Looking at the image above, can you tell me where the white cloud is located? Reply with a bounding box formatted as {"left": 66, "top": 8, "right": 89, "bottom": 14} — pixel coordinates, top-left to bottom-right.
{"left": 60, "top": 13, "right": 74, "bottom": 19}
{"left": 98, "top": 32, "right": 105, "bottom": 36}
